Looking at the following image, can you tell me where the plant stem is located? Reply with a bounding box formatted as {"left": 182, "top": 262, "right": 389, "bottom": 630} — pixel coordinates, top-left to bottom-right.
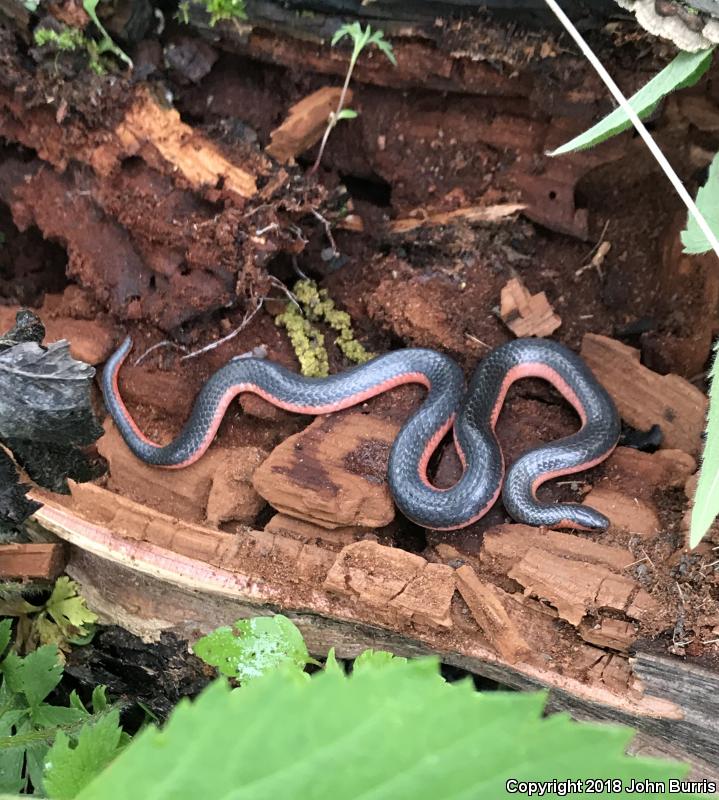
{"left": 543, "top": 0, "right": 719, "bottom": 261}
{"left": 309, "top": 53, "right": 358, "bottom": 175}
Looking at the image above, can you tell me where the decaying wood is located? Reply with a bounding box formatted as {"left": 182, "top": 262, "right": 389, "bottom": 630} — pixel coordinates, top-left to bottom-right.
{"left": 455, "top": 565, "right": 531, "bottom": 661}
{"left": 27, "top": 482, "right": 719, "bottom": 773}
{"left": 0, "top": 542, "right": 65, "bottom": 580}
{"left": 252, "top": 412, "right": 399, "bottom": 529}
{"left": 94, "top": 88, "right": 257, "bottom": 198}
{"left": 266, "top": 87, "right": 353, "bottom": 163}
{"left": 583, "top": 487, "right": 661, "bottom": 539}
{"left": 99, "top": 421, "right": 267, "bottom": 527}
{"left": 499, "top": 276, "right": 561, "bottom": 338}
{"left": 581, "top": 334, "right": 708, "bottom": 455}
{"left": 389, "top": 204, "right": 525, "bottom": 234}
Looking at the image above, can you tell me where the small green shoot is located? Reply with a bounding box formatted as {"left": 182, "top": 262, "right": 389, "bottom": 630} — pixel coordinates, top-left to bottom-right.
{"left": 310, "top": 23, "right": 396, "bottom": 174}
{"left": 549, "top": 49, "right": 713, "bottom": 155}
{"left": 192, "top": 615, "right": 313, "bottom": 683}
{"left": 175, "top": 0, "right": 191, "bottom": 24}
{"left": 203, "top": 0, "right": 247, "bottom": 26}
{"left": 82, "top": 0, "right": 132, "bottom": 70}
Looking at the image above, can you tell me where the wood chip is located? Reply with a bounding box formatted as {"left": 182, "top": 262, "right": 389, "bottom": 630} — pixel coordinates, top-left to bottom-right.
{"left": 0, "top": 543, "right": 66, "bottom": 580}
{"left": 499, "top": 276, "right": 561, "bottom": 337}
{"left": 583, "top": 487, "right": 661, "bottom": 538}
{"left": 389, "top": 203, "right": 524, "bottom": 234}
{"left": 266, "top": 87, "right": 352, "bottom": 163}
{"left": 581, "top": 334, "right": 708, "bottom": 455}
{"left": 579, "top": 618, "right": 637, "bottom": 652}
{"left": 456, "top": 565, "right": 531, "bottom": 661}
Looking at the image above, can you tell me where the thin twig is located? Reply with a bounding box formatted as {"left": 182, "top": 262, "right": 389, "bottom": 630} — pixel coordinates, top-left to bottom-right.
{"left": 180, "top": 300, "right": 264, "bottom": 361}
{"left": 311, "top": 209, "right": 339, "bottom": 256}
{"left": 133, "top": 340, "right": 188, "bottom": 366}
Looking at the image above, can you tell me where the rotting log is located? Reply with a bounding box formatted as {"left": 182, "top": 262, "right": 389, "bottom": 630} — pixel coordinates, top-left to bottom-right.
{"left": 25, "top": 484, "right": 719, "bottom": 776}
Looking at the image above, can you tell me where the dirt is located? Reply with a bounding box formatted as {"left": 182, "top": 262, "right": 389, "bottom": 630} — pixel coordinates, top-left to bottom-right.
{"left": 1, "top": 4, "right": 718, "bottom": 695}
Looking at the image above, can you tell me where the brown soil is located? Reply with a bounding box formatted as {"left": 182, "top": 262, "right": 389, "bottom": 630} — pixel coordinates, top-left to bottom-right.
{"left": 3, "top": 5, "right": 719, "bottom": 690}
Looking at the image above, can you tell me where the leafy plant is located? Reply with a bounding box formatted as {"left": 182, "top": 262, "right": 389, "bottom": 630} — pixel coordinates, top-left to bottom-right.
{"left": 310, "top": 23, "right": 396, "bottom": 174}
{"left": 73, "top": 652, "right": 699, "bottom": 800}
{"left": 549, "top": 49, "right": 713, "bottom": 155}
{"left": 192, "top": 614, "right": 313, "bottom": 682}
{"left": 81, "top": 0, "right": 132, "bottom": 70}
{"left": 0, "top": 619, "right": 124, "bottom": 795}
{"left": 0, "top": 577, "right": 97, "bottom": 656}
{"left": 203, "top": 0, "right": 247, "bottom": 27}
{"left": 546, "top": 8, "right": 719, "bottom": 547}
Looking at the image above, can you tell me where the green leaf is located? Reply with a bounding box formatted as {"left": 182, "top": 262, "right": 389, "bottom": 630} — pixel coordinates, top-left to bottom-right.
{"left": 1, "top": 647, "right": 63, "bottom": 709}
{"left": 322, "top": 648, "right": 343, "bottom": 676}
{"left": 0, "top": 620, "right": 12, "bottom": 661}
{"left": 335, "top": 108, "right": 358, "bottom": 121}
{"left": 45, "top": 578, "right": 98, "bottom": 640}
{"left": 192, "top": 615, "right": 310, "bottom": 682}
{"left": 44, "top": 710, "right": 124, "bottom": 799}
{"left": 81, "top": 0, "right": 132, "bottom": 67}
{"left": 681, "top": 151, "right": 719, "bottom": 254}
{"left": 76, "top": 659, "right": 694, "bottom": 800}
{"left": 352, "top": 649, "right": 407, "bottom": 674}
{"left": 690, "top": 343, "right": 719, "bottom": 547}
{"left": 550, "top": 49, "right": 714, "bottom": 156}
{"left": 31, "top": 705, "right": 86, "bottom": 729}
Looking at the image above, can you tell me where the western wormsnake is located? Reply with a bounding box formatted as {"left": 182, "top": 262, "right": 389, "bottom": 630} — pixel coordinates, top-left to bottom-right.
{"left": 102, "top": 336, "right": 620, "bottom": 531}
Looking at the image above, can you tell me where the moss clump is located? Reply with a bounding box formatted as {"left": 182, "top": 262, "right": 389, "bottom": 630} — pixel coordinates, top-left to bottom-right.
{"left": 275, "top": 279, "right": 373, "bottom": 377}
{"left": 33, "top": 25, "right": 106, "bottom": 74}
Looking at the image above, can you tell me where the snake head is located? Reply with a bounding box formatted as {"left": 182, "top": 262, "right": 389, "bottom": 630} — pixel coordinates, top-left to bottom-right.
{"left": 552, "top": 504, "right": 611, "bottom": 532}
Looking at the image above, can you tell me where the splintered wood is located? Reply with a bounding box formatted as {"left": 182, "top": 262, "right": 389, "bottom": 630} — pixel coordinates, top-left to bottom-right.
{"left": 94, "top": 88, "right": 257, "bottom": 198}
{"left": 266, "top": 87, "right": 353, "bottom": 163}
{"left": 581, "top": 334, "right": 708, "bottom": 455}
{"left": 481, "top": 525, "right": 658, "bottom": 630}
{"left": 389, "top": 203, "right": 525, "bottom": 234}
{"left": 499, "top": 277, "right": 561, "bottom": 337}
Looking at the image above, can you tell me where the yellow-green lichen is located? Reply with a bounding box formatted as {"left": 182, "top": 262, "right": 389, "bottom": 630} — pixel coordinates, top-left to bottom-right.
{"left": 275, "top": 279, "right": 372, "bottom": 377}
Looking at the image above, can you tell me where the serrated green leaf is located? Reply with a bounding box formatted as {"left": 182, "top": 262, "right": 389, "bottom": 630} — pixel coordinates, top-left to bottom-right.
{"left": 45, "top": 578, "right": 98, "bottom": 638}
{"left": 1, "top": 647, "right": 63, "bottom": 708}
{"left": 550, "top": 49, "right": 714, "bottom": 156}
{"left": 681, "top": 151, "right": 719, "bottom": 254}
{"left": 76, "top": 658, "right": 695, "bottom": 800}
{"left": 352, "top": 649, "right": 407, "bottom": 674}
{"left": 193, "top": 615, "right": 310, "bottom": 682}
{"left": 0, "top": 620, "right": 12, "bottom": 661}
{"left": 690, "top": 343, "right": 719, "bottom": 547}
{"left": 31, "top": 705, "right": 86, "bottom": 729}
{"left": 44, "top": 710, "right": 124, "bottom": 799}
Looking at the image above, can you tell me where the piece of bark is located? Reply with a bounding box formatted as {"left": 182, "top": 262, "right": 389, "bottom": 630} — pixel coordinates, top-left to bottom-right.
{"left": 583, "top": 487, "right": 661, "bottom": 538}
{"left": 252, "top": 412, "right": 399, "bottom": 528}
{"left": 264, "top": 513, "right": 378, "bottom": 550}
{"left": 456, "top": 565, "right": 531, "bottom": 661}
{"left": 389, "top": 563, "right": 456, "bottom": 629}
{"left": 481, "top": 524, "right": 634, "bottom": 575}
{"left": 600, "top": 446, "right": 696, "bottom": 499}
{"left": 0, "top": 542, "right": 65, "bottom": 580}
{"left": 505, "top": 544, "right": 657, "bottom": 627}
{"left": 579, "top": 618, "right": 638, "bottom": 652}
{"left": 266, "top": 87, "right": 352, "bottom": 163}
{"left": 389, "top": 203, "right": 524, "bottom": 234}
{"left": 92, "top": 88, "right": 257, "bottom": 199}
{"left": 324, "top": 540, "right": 455, "bottom": 630}
{"left": 499, "top": 276, "right": 561, "bottom": 337}
{"left": 580, "top": 334, "right": 708, "bottom": 455}
{"left": 98, "top": 420, "right": 267, "bottom": 526}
